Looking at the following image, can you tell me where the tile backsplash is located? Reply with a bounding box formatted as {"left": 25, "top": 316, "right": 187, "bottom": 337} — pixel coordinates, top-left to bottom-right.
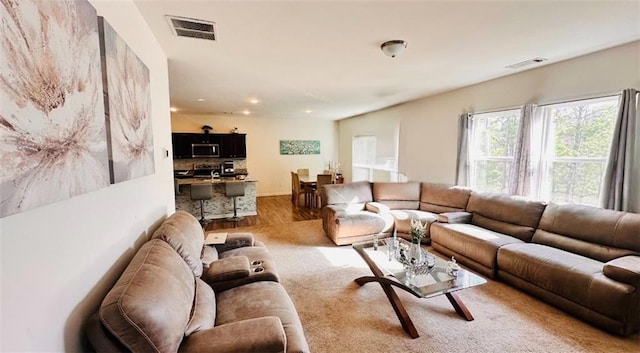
{"left": 174, "top": 158, "right": 247, "bottom": 171}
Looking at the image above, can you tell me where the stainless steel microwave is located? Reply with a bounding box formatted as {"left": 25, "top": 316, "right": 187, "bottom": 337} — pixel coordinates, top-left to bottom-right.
{"left": 192, "top": 143, "right": 219, "bottom": 158}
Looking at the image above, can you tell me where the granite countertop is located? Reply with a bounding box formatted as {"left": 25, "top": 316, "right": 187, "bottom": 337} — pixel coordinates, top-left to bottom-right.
{"left": 177, "top": 178, "right": 258, "bottom": 185}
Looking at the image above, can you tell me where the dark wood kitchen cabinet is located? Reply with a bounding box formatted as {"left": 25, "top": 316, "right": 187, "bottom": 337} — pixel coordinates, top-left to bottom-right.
{"left": 172, "top": 133, "right": 245, "bottom": 159}
{"left": 172, "top": 133, "right": 223, "bottom": 159}
{"left": 192, "top": 133, "right": 220, "bottom": 144}
{"left": 171, "top": 133, "right": 193, "bottom": 159}
{"left": 219, "top": 133, "right": 246, "bottom": 158}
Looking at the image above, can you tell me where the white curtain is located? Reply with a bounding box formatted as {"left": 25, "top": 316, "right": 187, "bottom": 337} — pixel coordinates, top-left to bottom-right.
{"left": 600, "top": 89, "right": 639, "bottom": 211}
{"left": 509, "top": 104, "right": 536, "bottom": 195}
{"left": 455, "top": 113, "right": 472, "bottom": 186}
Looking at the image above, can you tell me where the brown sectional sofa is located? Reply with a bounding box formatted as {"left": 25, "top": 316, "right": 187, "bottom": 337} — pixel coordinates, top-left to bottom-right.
{"left": 321, "top": 181, "right": 470, "bottom": 245}
{"left": 320, "top": 181, "right": 640, "bottom": 336}
{"left": 431, "top": 192, "right": 547, "bottom": 278}
{"left": 496, "top": 203, "right": 640, "bottom": 336}
{"left": 86, "top": 211, "right": 309, "bottom": 353}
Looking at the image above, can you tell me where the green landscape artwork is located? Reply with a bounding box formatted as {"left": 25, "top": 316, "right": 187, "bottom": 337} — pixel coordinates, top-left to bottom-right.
{"left": 280, "top": 140, "right": 321, "bottom": 155}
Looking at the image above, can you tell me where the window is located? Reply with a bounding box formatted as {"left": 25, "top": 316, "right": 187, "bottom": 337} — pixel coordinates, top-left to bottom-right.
{"left": 467, "top": 96, "right": 619, "bottom": 206}
{"left": 352, "top": 135, "right": 398, "bottom": 182}
{"left": 469, "top": 109, "right": 520, "bottom": 193}
{"left": 352, "top": 136, "right": 377, "bottom": 182}
{"left": 535, "top": 96, "right": 619, "bottom": 205}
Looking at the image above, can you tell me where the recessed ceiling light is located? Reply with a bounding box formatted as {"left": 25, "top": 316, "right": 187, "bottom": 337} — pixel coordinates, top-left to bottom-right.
{"left": 170, "top": 107, "right": 177, "bottom": 112}
{"left": 304, "top": 109, "right": 312, "bottom": 114}
{"left": 197, "top": 98, "right": 205, "bottom": 102}
{"left": 242, "top": 110, "right": 251, "bottom": 115}
{"left": 249, "top": 98, "right": 260, "bottom": 104}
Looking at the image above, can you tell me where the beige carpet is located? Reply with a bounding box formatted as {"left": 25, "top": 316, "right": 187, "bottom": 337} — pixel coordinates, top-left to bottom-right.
{"left": 228, "top": 219, "right": 640, "bottom": 353}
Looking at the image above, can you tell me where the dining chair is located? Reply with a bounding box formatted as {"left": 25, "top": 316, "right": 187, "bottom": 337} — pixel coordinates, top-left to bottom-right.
{"left": 323, "top": 169, "right": 336, "bottom": 183}
{"left": 290, "top": 171, "right": 298, "bottom": 203}
{"left": 291, "top": 172, "right": 312, "bottom": 207}
{"left": 296, "top": 168, "right": 310, "bottom": 177}
{"left": 313, "top": 174, "right": 333, "bottom": 208}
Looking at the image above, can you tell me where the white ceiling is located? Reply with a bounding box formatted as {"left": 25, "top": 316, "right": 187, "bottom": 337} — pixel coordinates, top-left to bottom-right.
{"left": 134, "top": 0, "right": 640, "bottom": 121}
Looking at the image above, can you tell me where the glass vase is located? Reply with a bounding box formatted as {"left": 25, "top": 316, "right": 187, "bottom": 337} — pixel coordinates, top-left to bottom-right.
{"left": 408, "top": 240, "right": 423, "bottom": 264}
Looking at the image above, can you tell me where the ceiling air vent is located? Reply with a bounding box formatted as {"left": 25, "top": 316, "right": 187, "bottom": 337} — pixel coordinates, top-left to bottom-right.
{"left": 166, "top": 15, "right": 216, "bottom": 41}
{"left": 505, "top": 57, "right": 547, "bottom": 69}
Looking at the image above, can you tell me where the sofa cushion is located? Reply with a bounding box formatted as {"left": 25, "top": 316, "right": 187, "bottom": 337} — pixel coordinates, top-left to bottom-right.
{"left": 321, "top": 181, "right": 372, "bottom": 207}
{"left": 372, "top": 182, "right": 421, "bottom": 210}
{"left": 430, "top": 222, "right": 524, "bottom": 271}
{"left": 389, "top": 210, "right": 438, "bottom": 235}
{"left": 185, "top": 278, "right": 216, "bottom": 336}
{"left": 497, "top": 243, "right": 637, "bottom": 322}
{"left": 419, "top": 183, "right": 471, "bottom": 213}
{"left": 181, "top": 317, "right": 287, "bottom": 352}
{"left": 152, "top": 210, "right": 205, "bottom": 277}
{"left": 533, "top": 203, "right": 640, "bottom": 262}
{"left": 335, "top": 211, "right": 394, "bottom": 236}
{"left": 217, "top": 281, "right": 310, "bottom": 353}
{"left": 438, "top": 211, "right": 472, "bottom": 224}
{"left": 100, "top": 240, "right": 194, "bottom": 352}
{"left": 467, "top": 192, "right": 546, "bottom": 242}
{"left": 201, "top": 245, "right": 219, "bottom": 269}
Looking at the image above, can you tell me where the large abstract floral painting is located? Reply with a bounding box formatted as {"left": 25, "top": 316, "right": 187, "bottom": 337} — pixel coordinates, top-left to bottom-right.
{"left": 99, "top": 18, "right": 154, "bottom": 184}
{"left": 0, "top": 0, "right": 110, "bottom": 218}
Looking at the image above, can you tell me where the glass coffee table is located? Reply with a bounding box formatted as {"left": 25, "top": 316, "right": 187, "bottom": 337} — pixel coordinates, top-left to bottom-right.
{"left": 352, "top": 238, "right": 487, "bottom": 338}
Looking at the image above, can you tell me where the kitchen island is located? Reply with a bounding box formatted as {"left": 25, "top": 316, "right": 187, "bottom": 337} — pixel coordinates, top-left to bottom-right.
{"left": 175, "top": 178, "right": 257, "bottom": 220}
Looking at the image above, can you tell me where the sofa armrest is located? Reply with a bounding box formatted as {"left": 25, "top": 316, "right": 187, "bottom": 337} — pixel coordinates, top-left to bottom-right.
{"left": 201, "top": 256, "right": 250, "bottom": 283}
{"left": 323, "top": 204, "right": 347, "bottom": 218}
{"left": 215, "top": 233, "right": 255, "bottom": 252}
{"left": 180, "top": 316, "right": 286, "bottom": 353}
{"left": 437, "top": 211, "right": 472, "bottom": 224}
{"left": 603, "top": 256, "right": 640, "bottom": 287}
{"left": 366, "top": 202, "right": 390, "bottom": 214}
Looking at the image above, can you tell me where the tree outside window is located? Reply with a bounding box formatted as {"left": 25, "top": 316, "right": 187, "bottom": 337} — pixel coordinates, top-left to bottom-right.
{"left": 469, "top": 109, "right": 520, "bottom": 193}
{"left": 538, "top": 97, "right": 618, "bottom": 205}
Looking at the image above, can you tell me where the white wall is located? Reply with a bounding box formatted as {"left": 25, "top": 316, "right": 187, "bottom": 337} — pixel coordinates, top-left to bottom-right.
{"left": 0, "top": 1, "right": 174, "bottom": 351}
{"left": 339, "top": 41, "right": 640, "bottom": 210}
{"left": 172, "top": 115, "right": 338, "bottom": 196}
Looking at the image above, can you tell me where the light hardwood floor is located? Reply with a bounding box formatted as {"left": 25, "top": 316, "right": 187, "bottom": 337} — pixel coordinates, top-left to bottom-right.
{"left": 204, "top": 195, "right": 321, "bottom": 231}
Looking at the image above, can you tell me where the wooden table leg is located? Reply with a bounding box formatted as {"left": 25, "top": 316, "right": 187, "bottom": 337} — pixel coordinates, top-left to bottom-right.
{"left": 445, "top": 292, "right": 474, "bottom": 321}
{"left": 355, "top": 276, "right": 419, "bottom": 338}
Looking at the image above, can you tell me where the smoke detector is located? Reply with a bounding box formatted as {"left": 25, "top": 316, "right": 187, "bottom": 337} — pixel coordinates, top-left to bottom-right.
{"left": 505, "top": 57, "right": 547, "bottom": 69}
{"left": 166, "top": 15, "right": 216, "bottom": 41}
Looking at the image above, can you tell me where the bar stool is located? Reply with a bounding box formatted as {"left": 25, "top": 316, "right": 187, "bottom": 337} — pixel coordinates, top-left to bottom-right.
{"left": 225, "top": 181, "right": 245, "bottom": 222}
{"left": 190, "top": 183, "right": 212, "bottom": 225}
